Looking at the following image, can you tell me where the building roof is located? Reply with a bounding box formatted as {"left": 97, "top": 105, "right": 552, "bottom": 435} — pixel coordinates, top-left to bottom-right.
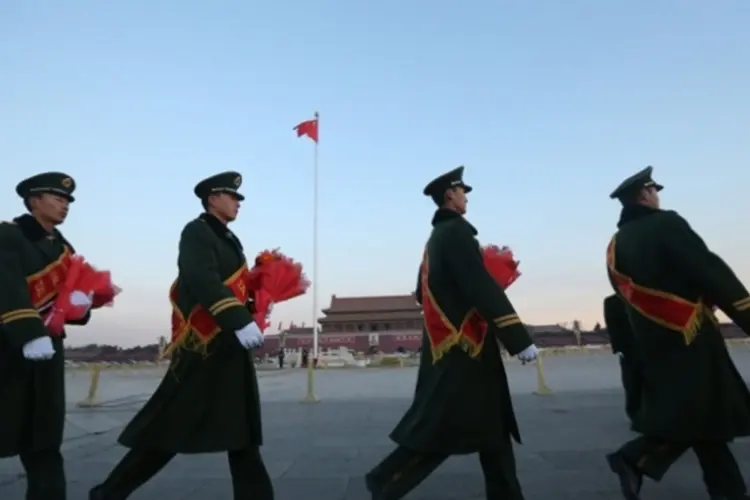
{"left": 319, "top": 311, "right": 423, "bottom": 323}
{"left": 281, "top": 326, "right": 314, "bottom": 336}
{"left": 525, "top": 324, "right": 569, "bottom": 334}
{"left": 580, "top": 331, "right": 609, "bottom": 344}
{"left": 322, "top": 294, "right": 419, "bottom": 315}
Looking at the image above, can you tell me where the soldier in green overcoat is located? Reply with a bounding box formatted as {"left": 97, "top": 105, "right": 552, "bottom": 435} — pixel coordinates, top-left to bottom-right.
{"left": 0, "top": 172, "right": 96, "bottom": 500}
{"left": 365, "top": 166, "right": 540, "bottom": 500}
{"left": 90, "top": 172, "right": 274, "bottom": 500}
{"left": 603, "top": 294, "right": 643, "bottom": 425}
{"left": 604, "top": 166, "right": 750, "bottom": 500}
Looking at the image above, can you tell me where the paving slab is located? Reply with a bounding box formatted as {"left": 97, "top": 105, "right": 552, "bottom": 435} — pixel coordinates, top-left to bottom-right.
{"left": 3, "top": 349, "right": 750, "bottom": 499}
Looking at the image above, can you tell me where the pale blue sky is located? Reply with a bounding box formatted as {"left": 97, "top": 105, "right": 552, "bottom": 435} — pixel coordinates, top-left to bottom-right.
{"left": 2, "top": 1, "right": 749, "bottom": 346}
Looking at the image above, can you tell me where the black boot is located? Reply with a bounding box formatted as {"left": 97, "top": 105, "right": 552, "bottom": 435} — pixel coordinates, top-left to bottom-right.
{"left": 365, "top": 473, "right": 385, "bottom": 500}
{"left": 89, "top": 485, "right": 105, "bottom": 499}
{"left": 89, "top": 484, "right": 124, "bottom": 500}
{"left": 607, "top": 452, "right": 643, "bottom": 500}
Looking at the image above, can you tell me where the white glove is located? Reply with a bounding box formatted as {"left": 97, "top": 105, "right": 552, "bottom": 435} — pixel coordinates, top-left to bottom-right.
{"left": 517, "top": 344, "right": 539, "bottom": 363}
{"left": 22, "top": 336, "right": 56, "bottom": 360}
{"left": 70, "top": 290, "right": 94, "bottom": 309}
{"left": 235, "top": 322, "right": 264, "bottom": 349}
{"left": 616, "top": 351, "right": 625, "bottom": 358}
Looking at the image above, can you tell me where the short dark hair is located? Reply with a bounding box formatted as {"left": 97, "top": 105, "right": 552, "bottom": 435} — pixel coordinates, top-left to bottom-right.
{"left": 23, "top": 195, "right": 40, "bottom": 213}
{"left": 201, "top": 198, "right": 210, "bottom": 211}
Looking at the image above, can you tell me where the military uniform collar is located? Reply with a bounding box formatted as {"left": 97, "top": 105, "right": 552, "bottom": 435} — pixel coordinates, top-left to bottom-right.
{"left": 431, "top": 208, "right": 478, "bottom": 235}
{"left": 199, "top": 212, "right": 229, "bottom": 235}
{"left": 14, "top": 214, "right": 55, "bottom": 241}
{"left": 617, "top": 204, "right": 662, "bottom": 227}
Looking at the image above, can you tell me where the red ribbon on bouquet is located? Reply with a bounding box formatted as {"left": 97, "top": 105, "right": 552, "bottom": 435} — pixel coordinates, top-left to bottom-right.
{"left": 246, "top": 249, "right": 310, "bottom": 332}
{"left": 482, "top": 245, "right": 521, "bottom": 289}
{"left": 44, "top": 255, "right": 122, "bottom": 335}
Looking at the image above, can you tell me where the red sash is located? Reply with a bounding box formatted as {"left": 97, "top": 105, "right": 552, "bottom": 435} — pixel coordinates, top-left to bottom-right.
{"left": 27, "top": 247, "right": 73, "bottom": 310}
{"left": 607, "top": 236, "right": 715, "bottom": 345}
{"left": 421, "top": 250, "right": 487, "bottom": 362}
{"left": 169, "top": 264, "right": 251, "bottom": 348}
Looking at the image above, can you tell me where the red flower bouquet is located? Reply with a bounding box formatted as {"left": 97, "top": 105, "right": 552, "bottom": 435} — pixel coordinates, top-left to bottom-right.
{"left": 482, "top": 245, "right": 521, "bottom": 289}
{"left": 44, "top": 255, "right": 122, "bottom": 335}
{"left": 246, "top": 249, "right": 310, "bottom": 331}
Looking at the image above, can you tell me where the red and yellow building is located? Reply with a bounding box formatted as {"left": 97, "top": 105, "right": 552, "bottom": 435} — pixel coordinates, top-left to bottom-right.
{"left": 258, "top": 294, "right": 423, "bottom": 355}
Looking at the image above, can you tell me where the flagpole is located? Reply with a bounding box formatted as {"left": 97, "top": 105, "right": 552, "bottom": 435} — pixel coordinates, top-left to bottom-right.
{"left": 312, "top": 110, "right": 319, "bottom": 361}
{"left": 304, "top": 111, "right": 320, "bottom": 404}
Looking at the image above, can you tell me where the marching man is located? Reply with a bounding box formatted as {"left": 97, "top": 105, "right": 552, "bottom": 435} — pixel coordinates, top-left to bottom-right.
{"left": 90, "top": 171, "right": 274, "bottom": 499}
{"left": 0, "top": 172, "right": 96, "bottom": 500}
{"left": 366, "top": 166, "right": 539, "bottom": 499}
{"left": 605, "top": 166, "right": 750, "bottom": 500}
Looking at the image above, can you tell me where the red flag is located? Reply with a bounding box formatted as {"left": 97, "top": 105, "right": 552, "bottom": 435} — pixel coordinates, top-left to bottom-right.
{"left": 294, "top": 114, "right": 319, "bottom": 142}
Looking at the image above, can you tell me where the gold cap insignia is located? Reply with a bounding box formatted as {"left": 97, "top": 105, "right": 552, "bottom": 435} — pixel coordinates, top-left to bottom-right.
{"left": 234, "top": 175, "right": 242, "bottom": 187}
{"left": 61, "top": 177, "right": 73, "bottom": 188}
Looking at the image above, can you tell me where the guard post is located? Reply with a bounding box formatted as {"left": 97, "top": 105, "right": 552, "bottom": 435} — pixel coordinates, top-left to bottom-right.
{"left": 77, "top": 363, "right": 103, "bottom": 408}
{"left": 533, "top": 352, "right": 553, "bottom": 396}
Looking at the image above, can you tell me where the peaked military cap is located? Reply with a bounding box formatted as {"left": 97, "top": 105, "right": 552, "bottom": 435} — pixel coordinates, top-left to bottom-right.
{"left": 609, "top": 166, "right": 663, "bottom": 200}
{"left": 423, "top": 166, "right": 473, "bottom": 197}
{"left": 194, "top": 171, "right": 245, "bottom": 201}
{"left": 16, "top": 172, "right": 76, "bottom": 202}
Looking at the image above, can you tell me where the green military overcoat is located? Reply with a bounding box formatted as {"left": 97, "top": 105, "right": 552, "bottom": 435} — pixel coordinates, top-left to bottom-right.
{"left": 390, "top": 208, "right": 533, "bottom": 454}
{"left": 118, "top": 213, "right": 263, "bottom": 453}
{"left": 604, "top": 294, "right": 643, "bottom": 420}
{"left": 0, "top": 214, "right": 90, "bottom": 458}
{"left": 604, "top": 294, "right": 637, "bottom": 357}
{"left": 608, "top": 204, "right": 750, "bottom": 441}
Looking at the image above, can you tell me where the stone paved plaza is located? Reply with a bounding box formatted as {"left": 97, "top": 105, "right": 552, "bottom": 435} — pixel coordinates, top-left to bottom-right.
{"left": 4, "top": 348, "right": 750, "bottom": 499}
